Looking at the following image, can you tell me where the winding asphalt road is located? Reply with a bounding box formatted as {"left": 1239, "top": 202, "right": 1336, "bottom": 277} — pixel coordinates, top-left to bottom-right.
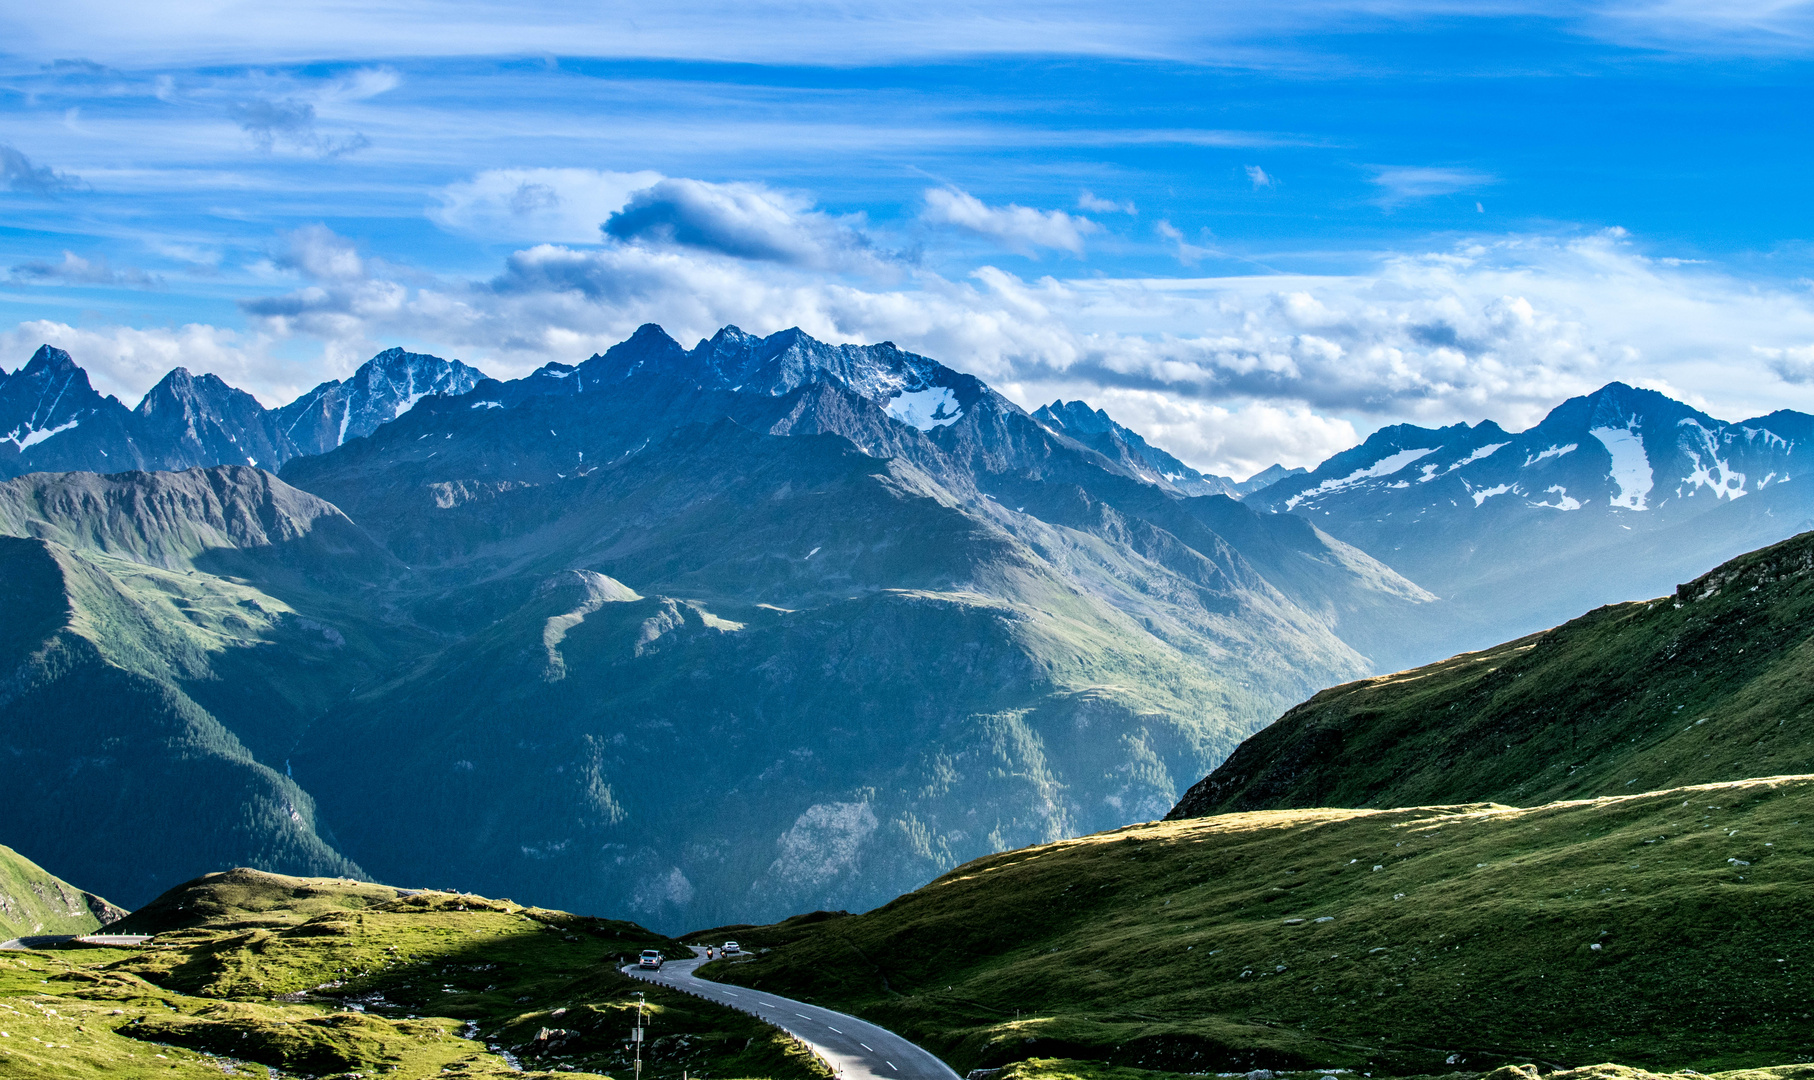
{"left": 627, "top": 948, "right": 961, "bottom": 1080}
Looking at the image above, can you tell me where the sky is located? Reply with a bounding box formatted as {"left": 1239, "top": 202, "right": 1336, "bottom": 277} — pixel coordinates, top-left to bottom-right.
{"left": 1, "top": 1, "right": 1813, "bottom": 479}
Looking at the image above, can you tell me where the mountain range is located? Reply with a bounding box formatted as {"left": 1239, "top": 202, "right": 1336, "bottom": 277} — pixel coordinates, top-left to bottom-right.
{"left": 0, "top": 344, "right": 483, "bottom": 478}
{"left": 1247, "top": 382, "right": 1814, "bottom": 648}
{"left": 8, "top": 326, "right": 1814, "bottom": 932}
{"left": 0, "top": 325, "right": 1435, "bottom": 930}
{"left": 1030, "top": 399, "right": 1303, "bottom": 498}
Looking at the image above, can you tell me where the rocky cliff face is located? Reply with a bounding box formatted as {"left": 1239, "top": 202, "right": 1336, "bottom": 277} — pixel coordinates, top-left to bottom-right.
{"left": 272, "top": 347, "right": 487, "bottom": 457}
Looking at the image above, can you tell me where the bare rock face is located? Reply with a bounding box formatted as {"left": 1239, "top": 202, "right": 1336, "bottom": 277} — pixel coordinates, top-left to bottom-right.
{"left": 272, "top": 347, "right": 487, "bottom": 457}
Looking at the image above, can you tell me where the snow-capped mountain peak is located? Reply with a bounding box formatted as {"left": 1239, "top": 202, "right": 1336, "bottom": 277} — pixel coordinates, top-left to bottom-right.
{"left": 274, "top": 348, "right": 487, "bottom": 456}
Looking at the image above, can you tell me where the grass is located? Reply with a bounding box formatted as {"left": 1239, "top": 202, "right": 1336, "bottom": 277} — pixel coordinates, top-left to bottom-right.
{"left": 707, "top": 775, "right": 1814, "bottom": 1078}
{"left": 994, "top": 1058, "right": 1814, "bottom": 1080}
{"left": 1170, "top": 529, "right": 1814, "bottom": 818}
{"left": 0, "top": 869, "right": 832, "bottom": 1080}
{"left": 0, "top": 843, "right": 121, "bottom": 941}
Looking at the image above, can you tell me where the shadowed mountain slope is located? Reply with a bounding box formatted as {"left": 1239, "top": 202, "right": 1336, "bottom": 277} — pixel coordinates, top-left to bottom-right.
{"left": 0, "top": 345, "right": 485, "bottom": 478}
{"left": 0, "top": 469, "right": 410, "bottom": 903}
{"left": 0, "top": 326, "right": 1439, "bottom": 927}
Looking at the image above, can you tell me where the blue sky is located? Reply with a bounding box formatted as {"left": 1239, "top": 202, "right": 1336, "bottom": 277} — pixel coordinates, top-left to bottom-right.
{"left": 2, "top": 1, "right": 1813, "bottom": 477}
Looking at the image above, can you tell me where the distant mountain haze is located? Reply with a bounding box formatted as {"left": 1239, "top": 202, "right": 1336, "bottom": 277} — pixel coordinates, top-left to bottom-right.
{"left": 1244, "top": 381, "right": 1814, "bottom": 651}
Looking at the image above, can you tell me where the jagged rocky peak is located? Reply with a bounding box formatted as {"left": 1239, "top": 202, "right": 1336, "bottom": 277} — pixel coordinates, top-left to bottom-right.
{"left": 567, "top": 323, "right": 972, "bottom": 431}
{"left": 22, "top": 344, "right": 80, "bottom": 374}
{"left": 1034, "top": 399, "right": 1119, "bottom": 436}
{"left": 1033, "top": 397, "right": 1274, "bottom": 498}
{"left": 274, "top": 347, "right": 489, "bottom": 456}
{"left": 0, "top": 343, "right": 125, "bottom": 460}
{"left": 137, "top": 367, "right": 261, "bottom": 418}
{"left": 134, "top": 367, "right": 290, "bottom": 470}
{"left": 689, "top": 325, "right": 944, "bottom": 400}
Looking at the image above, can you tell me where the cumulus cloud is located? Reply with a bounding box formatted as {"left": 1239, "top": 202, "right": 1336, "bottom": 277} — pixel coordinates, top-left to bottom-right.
{"left": 1756, "top": 344, "right": 1814, "bottom": 385}
{"left": 434, "top": 168, "right": 664, "bottom": 244}
{"left": 1246, "top": 165, "right": 1275, "bottom": 189}
{"left": 0, "top": 144, "right": 84, "bottom": 195}
{"left": 604, "top": 178, "right": 881, "bottom": 269}
{"left": 921, "top": 187, "right": 1098, "bottom": 256}
{"left": 0, "top": 320, "right": 302, "bottom": 406}
{"left": 1369, "top": 166, "right": 1495, "bottom": 205}
{"left": 8, "top": 251, "right": 162, "bottom": 288}
{"left": 240, "top": 225, "right": 405, "bottom": 348}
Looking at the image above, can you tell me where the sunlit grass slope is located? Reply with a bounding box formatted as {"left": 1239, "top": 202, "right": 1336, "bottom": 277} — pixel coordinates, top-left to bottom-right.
{"left": 1170, "top": 529, "right": 1814, "bottom": 817}
{"left": 0, "top": 844, "right": 123, "bottom": 940}
{"left": 0, "top": 869, "right": 827, "bottom": 1080}
{"left": 711, "top": 776, "right": 1814, "bottom": 1076}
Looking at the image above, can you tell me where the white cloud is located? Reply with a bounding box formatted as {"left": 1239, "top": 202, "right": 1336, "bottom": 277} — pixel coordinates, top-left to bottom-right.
{"left": 1245, "top": 165, "right": 1274, "bottom": 189}
{"left": 922, "top": 187, "right": 1097, "bottom": 256}
{"left": 8, "top": 250, "right": 162, "bottom": 288}
{"left": 1154, "top": 220, "right": 1215, "bottom": 266}
{"left": 1756, "top": 343, "right": 1814, "bottom": 385}
{"left": 0, "top": 320, "right": 303, "bottom": 407}
{"left": 603, "top": 178, "right": 884, "bottom": 271}
{"left": 433, "top": 168, "right": 665, "bottom": 244}
{"left": 29, "top": 223, "right": 1814, "bottom": 479}
{"left": 1368, "top": 166, "right": 1495, "bottom": 205}
{"left": 1078, "top": 190, "right": 1136, "bottom": 214}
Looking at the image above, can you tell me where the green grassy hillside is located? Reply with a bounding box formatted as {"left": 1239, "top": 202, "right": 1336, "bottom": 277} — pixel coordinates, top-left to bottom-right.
{"left": 0, "top": 844, "right": 124, "bottom": 941}
{"left": 708, "top": 775, "right": 1814, "bottom": 1076}
{"left": 0, "top": 868, "right": 827, "bottom": 1080}
{"left": 1169, "top": 528, "right": 1814, "bottom": 818}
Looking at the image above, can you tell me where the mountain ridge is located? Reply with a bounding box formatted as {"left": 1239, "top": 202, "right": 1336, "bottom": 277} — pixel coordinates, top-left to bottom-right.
{"left": 0, "top": 344, "right": 485, "bottom": 479}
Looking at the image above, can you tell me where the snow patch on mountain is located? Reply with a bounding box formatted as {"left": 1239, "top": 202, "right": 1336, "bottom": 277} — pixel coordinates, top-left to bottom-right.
{"left": 1471, "top": 482, "right": 1514, "bottom": 506}
{"left": 1591, "top": 425, "right": 1654, "bottom": 511}
{"left": 887, "top": 386, "right": 963, "bottom": 430}
{"left": 9, "top": 416, "right": 79, "bottom": 450}
{"left": 1530, "top": 485, "right": 1583, "bottom": 511}
{"left": 1286, "top": 447, "right": 1437, "bottom": 510}
{"left": 1678, "top": 419, "right": 1749, "bottom": 500}
{"left": 1523, "top": 443, "right": 1578, "bottom": 467}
